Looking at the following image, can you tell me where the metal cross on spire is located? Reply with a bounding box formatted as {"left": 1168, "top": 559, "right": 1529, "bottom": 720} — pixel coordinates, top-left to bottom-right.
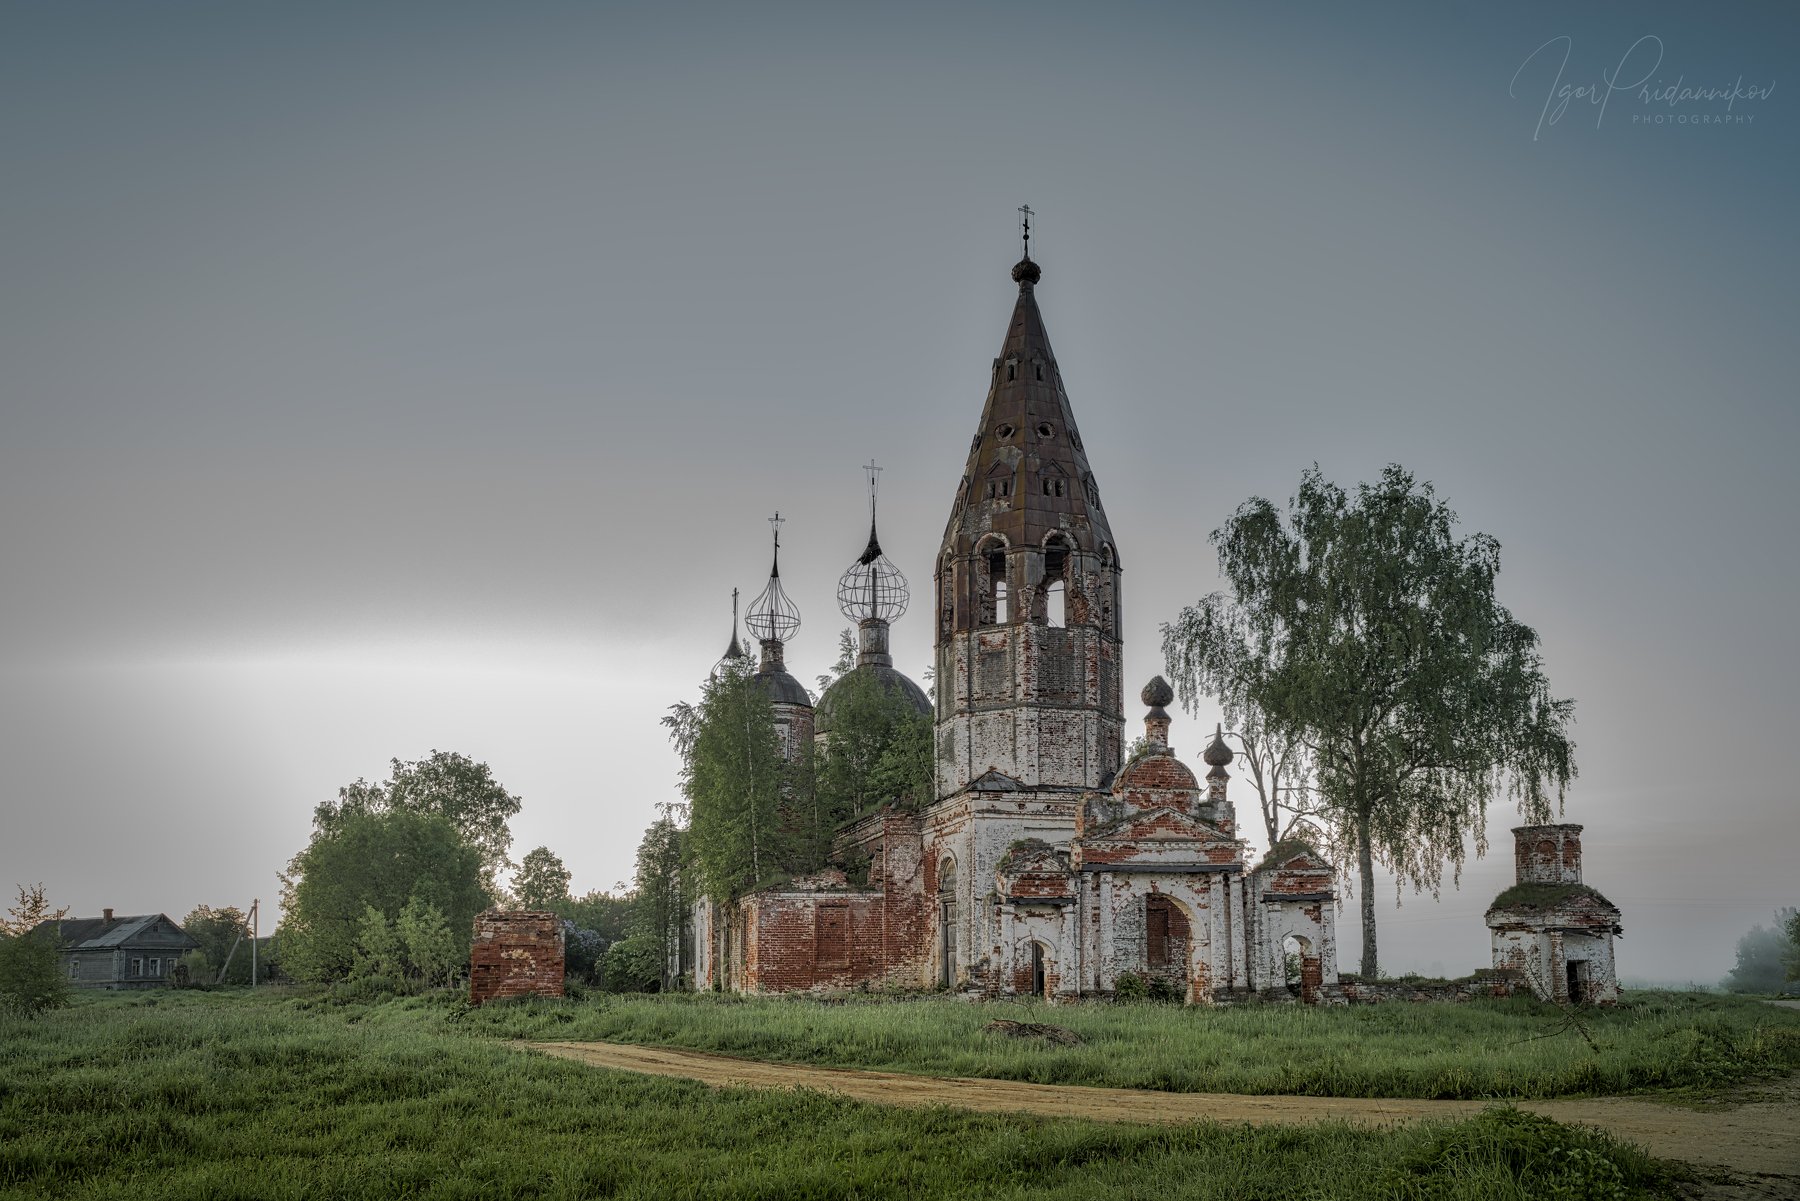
{"left": 864, "top": 460, "right": 882, "bottom": 523}
{"left": 1018, "top": 204, "right": 1033, "bottom": 260}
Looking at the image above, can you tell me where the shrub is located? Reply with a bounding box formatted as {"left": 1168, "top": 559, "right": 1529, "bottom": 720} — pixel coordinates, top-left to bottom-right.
{"left": 0, "top": 930, "right": 70, "bottom": 1017}
{"left": 603, "top": 934, "right": 663, "bottom": 992}
{"left": 1147, "top": 974, "right": 1183, "bottom": 1003}
{"left": 1113, "top": 972, "right": 1148, "bottom": 1001}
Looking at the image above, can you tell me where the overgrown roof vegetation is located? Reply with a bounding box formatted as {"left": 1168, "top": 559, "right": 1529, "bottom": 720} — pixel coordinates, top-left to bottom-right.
{"left": 1257, "top": 838, "right": 1321, "bottom": 870}
{"left": 1488, "top": 881, "right": 1616, "bottom": 913}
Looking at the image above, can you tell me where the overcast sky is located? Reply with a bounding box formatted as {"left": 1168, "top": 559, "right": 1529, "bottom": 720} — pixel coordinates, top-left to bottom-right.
{"left": 2, "top": 2, "right": 1793, "bottom": 984}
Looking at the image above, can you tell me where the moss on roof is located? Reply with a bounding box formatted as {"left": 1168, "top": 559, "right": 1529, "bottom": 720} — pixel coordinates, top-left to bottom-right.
{"left": 1256, "top": 838, "right": 1322, "bottom": 871}
{"left": 1487, "top": 880, "right": 1616, "bottom": 913}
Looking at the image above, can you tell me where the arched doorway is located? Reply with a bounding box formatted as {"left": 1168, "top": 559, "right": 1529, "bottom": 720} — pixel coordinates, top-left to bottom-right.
{"left": 1283, "top": 933, "right": 1321, "bottom": 1003}
{"left": 1144, "top": 893, "right": 1193, "bottom": 999}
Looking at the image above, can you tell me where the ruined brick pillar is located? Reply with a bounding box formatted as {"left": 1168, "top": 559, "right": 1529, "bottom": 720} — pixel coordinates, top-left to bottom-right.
{"left": 469, "top": 911, "right": 565, "bottom": 1005}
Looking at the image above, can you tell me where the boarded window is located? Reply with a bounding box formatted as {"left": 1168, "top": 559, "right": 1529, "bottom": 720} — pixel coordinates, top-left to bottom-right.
{"left": 816, "top": 905, "right": 848, "bottom": 968}
{"left": 1146, "top": 895, "right": 1190, "bottom": 969}
{"left": 976, "top": 645, "right": 1011, "bottom": 699}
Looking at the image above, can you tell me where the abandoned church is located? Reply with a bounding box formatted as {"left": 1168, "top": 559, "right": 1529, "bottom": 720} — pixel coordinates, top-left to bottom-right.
{"left": 460, "top": 234, "right": 1626, "bottom": 1011}
{"left": 687, "top": 243, "right": 1347, "bottom": 1004}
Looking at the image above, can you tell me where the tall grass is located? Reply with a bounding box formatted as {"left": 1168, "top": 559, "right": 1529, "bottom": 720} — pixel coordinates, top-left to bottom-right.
{"left": 423, "top": 988, "right": 1800, "bottom": 1100}
{"left": 0, "top": 991, "right": 1675, "bottom": 1200}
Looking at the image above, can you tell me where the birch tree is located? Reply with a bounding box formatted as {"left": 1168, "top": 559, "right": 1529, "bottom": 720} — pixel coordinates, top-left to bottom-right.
{"left": 1162, "top": 464, "right": 1575, "bottom": 979}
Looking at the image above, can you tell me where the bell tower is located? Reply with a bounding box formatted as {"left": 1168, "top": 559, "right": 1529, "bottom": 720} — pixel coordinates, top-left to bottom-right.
{"left": 933, "top": 238, "right": 1124, "bottom": 800}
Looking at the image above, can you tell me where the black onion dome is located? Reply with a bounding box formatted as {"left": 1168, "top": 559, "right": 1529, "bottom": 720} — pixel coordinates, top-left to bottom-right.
{"left": 814, "top": 665, "right": 931, "bottom": 735}
{"left": 1011, "top": 257, "right": 1041, "bottom": 285}
{"left": 1141, "top": 676, "right": 1175, "bottom": 709}
{"left": 1203, "top": 725, "right": 1234, "bottom": 767}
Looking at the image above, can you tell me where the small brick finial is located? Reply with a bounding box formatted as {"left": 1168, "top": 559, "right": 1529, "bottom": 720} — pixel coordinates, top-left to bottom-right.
{"left": 1141, "top": 676, "right": 1173, "bottom": 747}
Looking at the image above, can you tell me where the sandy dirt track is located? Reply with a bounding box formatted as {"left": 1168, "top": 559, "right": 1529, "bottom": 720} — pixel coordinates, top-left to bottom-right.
{"left": 527, "top": 1040, "right": 1800, "bottom": 1184}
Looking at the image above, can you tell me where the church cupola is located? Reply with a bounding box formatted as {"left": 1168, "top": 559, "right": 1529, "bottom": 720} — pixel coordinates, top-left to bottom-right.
{"left": 712, "top": 588, "right": 749, "bottom": 679}
{"left": 817, "top": 463, "right": 931, "bottom": 739}
{"left": 744, "top": 513, "right": 813, "bottom": 759}
{"left": 932, "top": 216, "right": 1125, "bottom": 798}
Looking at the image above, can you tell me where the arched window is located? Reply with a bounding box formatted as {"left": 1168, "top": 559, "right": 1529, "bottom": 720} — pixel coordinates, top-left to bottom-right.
{"left": 1044, "top": 539, "right": 1069, "bottom": 629}
{"left": 989, "top": 550, "right": 1009, "bottom": 624}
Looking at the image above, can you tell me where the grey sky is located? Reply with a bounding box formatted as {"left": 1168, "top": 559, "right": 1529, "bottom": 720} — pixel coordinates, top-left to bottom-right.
{"left": 2, "top": 2, "right": 1793, "bottom": 983}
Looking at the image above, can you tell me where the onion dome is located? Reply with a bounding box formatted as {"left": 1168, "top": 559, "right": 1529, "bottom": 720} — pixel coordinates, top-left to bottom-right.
{"left": 745, "top": 514, "right": 801, "bottom": 646}
{"left": 1141, "top": 676, "right": 1174, "bottom": 710}
{"left": 745, "top": 514, "right": 812, "bottom": 708}
{"left": 836, "top": 464, "right": 910, "bottom": 624}
{"left": 712, "top": 588, "right": 749, "bottom": 678}
{"left": 817, "top": 464, "right": 930, "bottom": 735}
{"left": 1203, "top": 724, "right": 1234, "bottom": 768}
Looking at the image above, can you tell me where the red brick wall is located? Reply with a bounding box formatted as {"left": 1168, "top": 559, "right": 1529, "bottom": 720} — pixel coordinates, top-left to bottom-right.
{"left": 469, "top": 911, "right": 565, "bottom": 1006}
{"left": 741, "top": 892, "right": 886, "bottom": 992}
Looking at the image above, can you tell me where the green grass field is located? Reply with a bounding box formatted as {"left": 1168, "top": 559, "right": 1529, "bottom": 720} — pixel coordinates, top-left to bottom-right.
{"left": 0, "top": 991, "right": 1679, "bottom": 1200}
{"left": 430, "top": 987, "right": 1800, "bottom": 1101}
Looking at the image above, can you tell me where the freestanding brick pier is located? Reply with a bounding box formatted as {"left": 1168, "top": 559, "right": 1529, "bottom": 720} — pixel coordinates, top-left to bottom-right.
{"left": 469, "top": 911, "right": 565, "bottom": 1005}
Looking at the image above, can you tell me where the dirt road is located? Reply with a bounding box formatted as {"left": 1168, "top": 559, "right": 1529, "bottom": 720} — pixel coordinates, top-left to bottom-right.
{"left": 528, "top": 1040, "right": 1800, "bottom": 1184}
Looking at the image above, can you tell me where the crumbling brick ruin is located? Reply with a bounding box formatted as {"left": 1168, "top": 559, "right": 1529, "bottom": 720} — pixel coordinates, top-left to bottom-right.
{"left": 688, "top": 245, "right": 1625, "bottom": 1006}
{"left": 690, "top": 248, "right": 1341, "bottom": 1004}
{"left": 469, "top": 910, "right": 565, "bottom": 1005}
{"left": 1486, "top": 824, "right": 1622, "bottom": 1005}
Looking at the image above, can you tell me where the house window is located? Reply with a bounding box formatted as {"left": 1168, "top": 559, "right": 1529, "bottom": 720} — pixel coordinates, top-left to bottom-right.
{"left": 68, "top": 960, "right": 79, "bottom": 980}
{"left": 131, "top": 957, "right": 142, "bottom": 977}
{"left": 149, "top": 958, "right": 161, "bottom": 977}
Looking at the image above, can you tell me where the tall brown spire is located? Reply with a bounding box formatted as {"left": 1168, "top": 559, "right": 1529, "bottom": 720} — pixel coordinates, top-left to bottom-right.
{"left": 941, "top": 255, "right": 1116, "bottom": 560}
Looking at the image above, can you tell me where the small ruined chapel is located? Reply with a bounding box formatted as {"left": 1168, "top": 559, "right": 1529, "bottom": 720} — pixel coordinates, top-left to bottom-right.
{"left": 689, "top": 230, "right": 1343, "bottom": 1004}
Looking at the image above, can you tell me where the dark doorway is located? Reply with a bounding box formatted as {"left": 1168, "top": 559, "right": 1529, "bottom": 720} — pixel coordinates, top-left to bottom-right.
{"left": 1031, "top": 942, "right": 1046, "bottom": 997}
{"left": 1566, "top": 960, "right": 1588, "bottom": 1004}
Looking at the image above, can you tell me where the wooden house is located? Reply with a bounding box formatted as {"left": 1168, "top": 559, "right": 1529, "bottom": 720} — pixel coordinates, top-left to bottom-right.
{"left": 37, "top": 910, "right": 200, "bottom": 989}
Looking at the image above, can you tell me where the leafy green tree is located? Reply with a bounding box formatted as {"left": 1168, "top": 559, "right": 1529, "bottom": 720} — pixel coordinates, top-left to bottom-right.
{"left": 181, "top": 906, "right": 253, "bottom": 985}
{"left": 0, "top": 930, "right": 69, "bottom": 1017}
{"left": 815, "top": 627, "right": 857, "bottom": 695}
{"left": 348, "top": 905, "right": 406, "bottom": 991}
{"left": 396, "top": 896, "right": 459, "bottom": 988}
{"left": 558, "top": 890, "right": 633, "bottom": 945}
{"left": 1722, "top": 911, "right": 1797, "bottom": 993}
{"left": 313, "top": 751, "right": 522, "bottom": 893}
{"left": 513, "top": 846, "right": 572, "bottom": 911}
{"left": 818, "top": 669, "right": 932, "bottom": 824}
{"left": 0, "top": 884, "right": 69, "bottom": 1017}
{"left": 1163, "top": 465, "right": 1576, "bottom": 979}
{"left": 1786, "top": 909, "right": 1800, "bottom": 984}
{"left": 2, "top": 883, "right": 66, "bottom": 937}
{"left": 676, "top": 659, "right": 791, "bottom": 901}
{"left": 278, "top": 808, "right": 487, "bottom": 982}
{"left": 631, "top": 811, "right": 686, "bottom": 990}
{"left": 603, "top": 934, "right": 663, "bottom": 993}
{"left": 869, "top": 708, "right": 934, "bottom": 809}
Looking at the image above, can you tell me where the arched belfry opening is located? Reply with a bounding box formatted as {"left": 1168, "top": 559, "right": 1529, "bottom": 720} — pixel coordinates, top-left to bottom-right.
{"left": 932, "top": 238, "right": 1124, "bottom": 798}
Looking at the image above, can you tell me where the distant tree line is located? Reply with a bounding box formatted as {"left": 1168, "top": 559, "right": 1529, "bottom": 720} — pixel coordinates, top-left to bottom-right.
{"left": 1722, "top": 908, "right": 1800, "bottom": 994}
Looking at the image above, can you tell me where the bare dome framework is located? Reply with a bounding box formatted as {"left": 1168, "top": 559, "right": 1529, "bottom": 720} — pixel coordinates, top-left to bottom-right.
{"left": 836, "top": 461, "right": 910, "bottom": 624}
{"left": 745, "top": 513, "right": 801, "bottom": 645}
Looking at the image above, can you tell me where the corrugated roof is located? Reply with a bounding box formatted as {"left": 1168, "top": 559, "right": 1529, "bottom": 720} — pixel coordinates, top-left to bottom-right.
{"left": 32, "top": 914, "right": 197, "bottom": 950}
